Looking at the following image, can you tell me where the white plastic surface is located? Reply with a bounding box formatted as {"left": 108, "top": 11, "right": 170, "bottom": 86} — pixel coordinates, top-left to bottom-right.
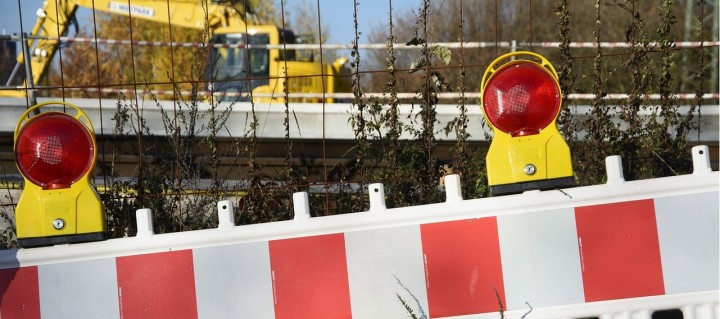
{"left": 135, "top": 208, "right": 154, "bottom": 237}
{"left": 444, "top": 174, "right": 463, "bottom": 202}
{"left": 605, "top": 155, "right": 625, "bottom": 184}
{"left": 217, "top": 200, "right": 235, "bottom": 229}
{"left": 292, "top": 192, "right": 311, "bottom": 221}
{"left": 692, "top": 145, "right": 712, "bottom": 174}
{"left": 368, "top": 183, "right": 386, "bottom": 212}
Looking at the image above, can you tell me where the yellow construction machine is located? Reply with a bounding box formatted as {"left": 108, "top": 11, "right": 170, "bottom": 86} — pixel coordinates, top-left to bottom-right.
{"left": 0, "top": 0, "right": 350, "bottom": 102}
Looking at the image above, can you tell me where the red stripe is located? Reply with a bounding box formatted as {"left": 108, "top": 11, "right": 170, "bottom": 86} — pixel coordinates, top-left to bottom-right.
{"left": 116, "top": 250, "right": 198, "bottom": 319}
{"left": 0, "top": 266, "right": 40, "bottom": 319}
{"left": 575, "top": 200, "right": 665, "bottom": 301}
{"left": 421, "top": 217, "right": 505, "bottom": 317}
{"left": 269, "top": 234, "right": 351, "bottom": 319}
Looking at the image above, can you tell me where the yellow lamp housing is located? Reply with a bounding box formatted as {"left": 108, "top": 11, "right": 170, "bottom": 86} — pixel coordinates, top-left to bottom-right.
{"left": 14, "top": 101, "right": 107, "bottom": 248}
{"left": 480, "top": 51, "right": 574, "bottom": 195}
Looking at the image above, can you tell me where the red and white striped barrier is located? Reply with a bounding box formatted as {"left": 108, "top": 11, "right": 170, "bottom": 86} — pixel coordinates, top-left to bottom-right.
{"left": 0, "top": 146, "right": 717, "bottom": 318}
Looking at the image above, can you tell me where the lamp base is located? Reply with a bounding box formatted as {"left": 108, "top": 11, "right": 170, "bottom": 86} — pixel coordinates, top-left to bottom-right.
{"left": 18, "top": 232, "right": 108, "bottom": 248}
{"left": 490, "top": 176, "right": 574, "bottom": 196}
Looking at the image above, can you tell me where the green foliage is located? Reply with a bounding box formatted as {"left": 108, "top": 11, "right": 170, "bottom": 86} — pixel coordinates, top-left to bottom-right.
{"left": 555, "top": 0, "right": 576, "bottom": 140}
{"left": 0, "top": 191, "right": 17, "bottom": 249}
{"left": 554, "top": 0, "right": 703, "bottom": 186}
{"left": 102, "top": 88, "right": 235, "bottom": 236}
{"left": 414, "top": 0, "right": 442, "bottom": 204}
{"left": 348, "top": 0, "right": 369, "bottom": 213}
{"left": 383, "top": 0, "right": 404, "bottom": 207}
{"left": 692, "top": 0, "right": 709, "bottom": 143}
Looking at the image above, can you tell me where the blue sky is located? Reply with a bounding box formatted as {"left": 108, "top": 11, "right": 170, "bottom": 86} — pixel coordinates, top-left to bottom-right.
{"left": 1, "top": 0, "right": 418, "bottom": 44}
{"left": 317, "top": 0, "right": 417, "bottom": 43}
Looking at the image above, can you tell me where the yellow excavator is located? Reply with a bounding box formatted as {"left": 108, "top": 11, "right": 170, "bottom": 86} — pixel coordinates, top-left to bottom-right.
{"left": 0, "top": 0, "right": 350, "bottom": 102}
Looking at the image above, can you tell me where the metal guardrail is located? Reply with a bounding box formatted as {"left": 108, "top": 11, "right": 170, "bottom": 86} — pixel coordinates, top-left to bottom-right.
{"left": 8, "top": 34, "right": 720, "bottom": 49}
{"left": 1, "top": 97, "right": 718, "bottom": 142}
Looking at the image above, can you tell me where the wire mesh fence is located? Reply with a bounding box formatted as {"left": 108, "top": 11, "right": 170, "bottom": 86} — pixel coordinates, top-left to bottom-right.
{"left": 0, "top": 0, "right": 718, "bottom": 245}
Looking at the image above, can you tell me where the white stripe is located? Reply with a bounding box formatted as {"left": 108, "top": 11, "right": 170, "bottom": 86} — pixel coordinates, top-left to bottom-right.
{"left": 193, "top": 241, "right": 275, "bottom": 319}
{"left": 655, "top": 191, "right": 720, "bottom": 294}
{"left": 345, "top": 225, "right": 429, "bottom": 318}
{"left": 498, "top": 208, "right": 585, "bottom": 309}
{"left": 38, "top": 258, "right": 120, "bottom": 319}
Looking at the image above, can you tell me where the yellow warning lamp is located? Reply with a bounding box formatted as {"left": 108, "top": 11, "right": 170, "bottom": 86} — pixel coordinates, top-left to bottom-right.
{"left": 480, "top": 51, "right": 574, "bottom": 195}
{"left": 14, "top": 101, "right": 106, "bottom": 248}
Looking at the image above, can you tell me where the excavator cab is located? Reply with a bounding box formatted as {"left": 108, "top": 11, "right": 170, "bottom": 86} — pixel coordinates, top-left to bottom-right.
{"left": 208, "top": 27, "right": 299, "bottom": 102}
{"left": 209, "top": 32, "right": 271, "bottom": 101}
{"left": 207, "top": 26, "right": 349, "bottom": 103}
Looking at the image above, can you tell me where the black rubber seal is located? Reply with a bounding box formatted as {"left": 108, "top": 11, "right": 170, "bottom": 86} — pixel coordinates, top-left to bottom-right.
{"left": 490, "top": 176, "right": 575, "bottom": 196}
{"left": 18, "top": 232, "right": 108, "bottom": 248}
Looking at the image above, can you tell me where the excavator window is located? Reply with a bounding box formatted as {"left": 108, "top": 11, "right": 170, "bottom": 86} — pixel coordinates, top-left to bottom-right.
{"left": 208, "top": 32, "right": 271, "bottom": 98}
{"left": 211, "top": 33, "right": 246, "bottom": 81}
{"left": 278, "top": 29, "right": 297, "bottom": 61}
{"left": 248, "top": 34, "right": 269, "bottom": 77}
{"left": 210, "top": 33, "right": 271, "bottom": 79}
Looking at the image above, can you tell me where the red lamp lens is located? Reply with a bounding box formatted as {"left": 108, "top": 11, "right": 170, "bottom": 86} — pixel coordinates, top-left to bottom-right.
{"left": 15, "top": 113, "right": 94, "bottom": 189}
{"left": 483, "top": 62, "right": 561, "bottom": 136}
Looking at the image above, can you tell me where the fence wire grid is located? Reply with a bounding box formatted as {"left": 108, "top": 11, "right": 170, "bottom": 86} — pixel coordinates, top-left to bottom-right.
{"left": 0, "top": 0, "right": 718, "bottom": 242}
